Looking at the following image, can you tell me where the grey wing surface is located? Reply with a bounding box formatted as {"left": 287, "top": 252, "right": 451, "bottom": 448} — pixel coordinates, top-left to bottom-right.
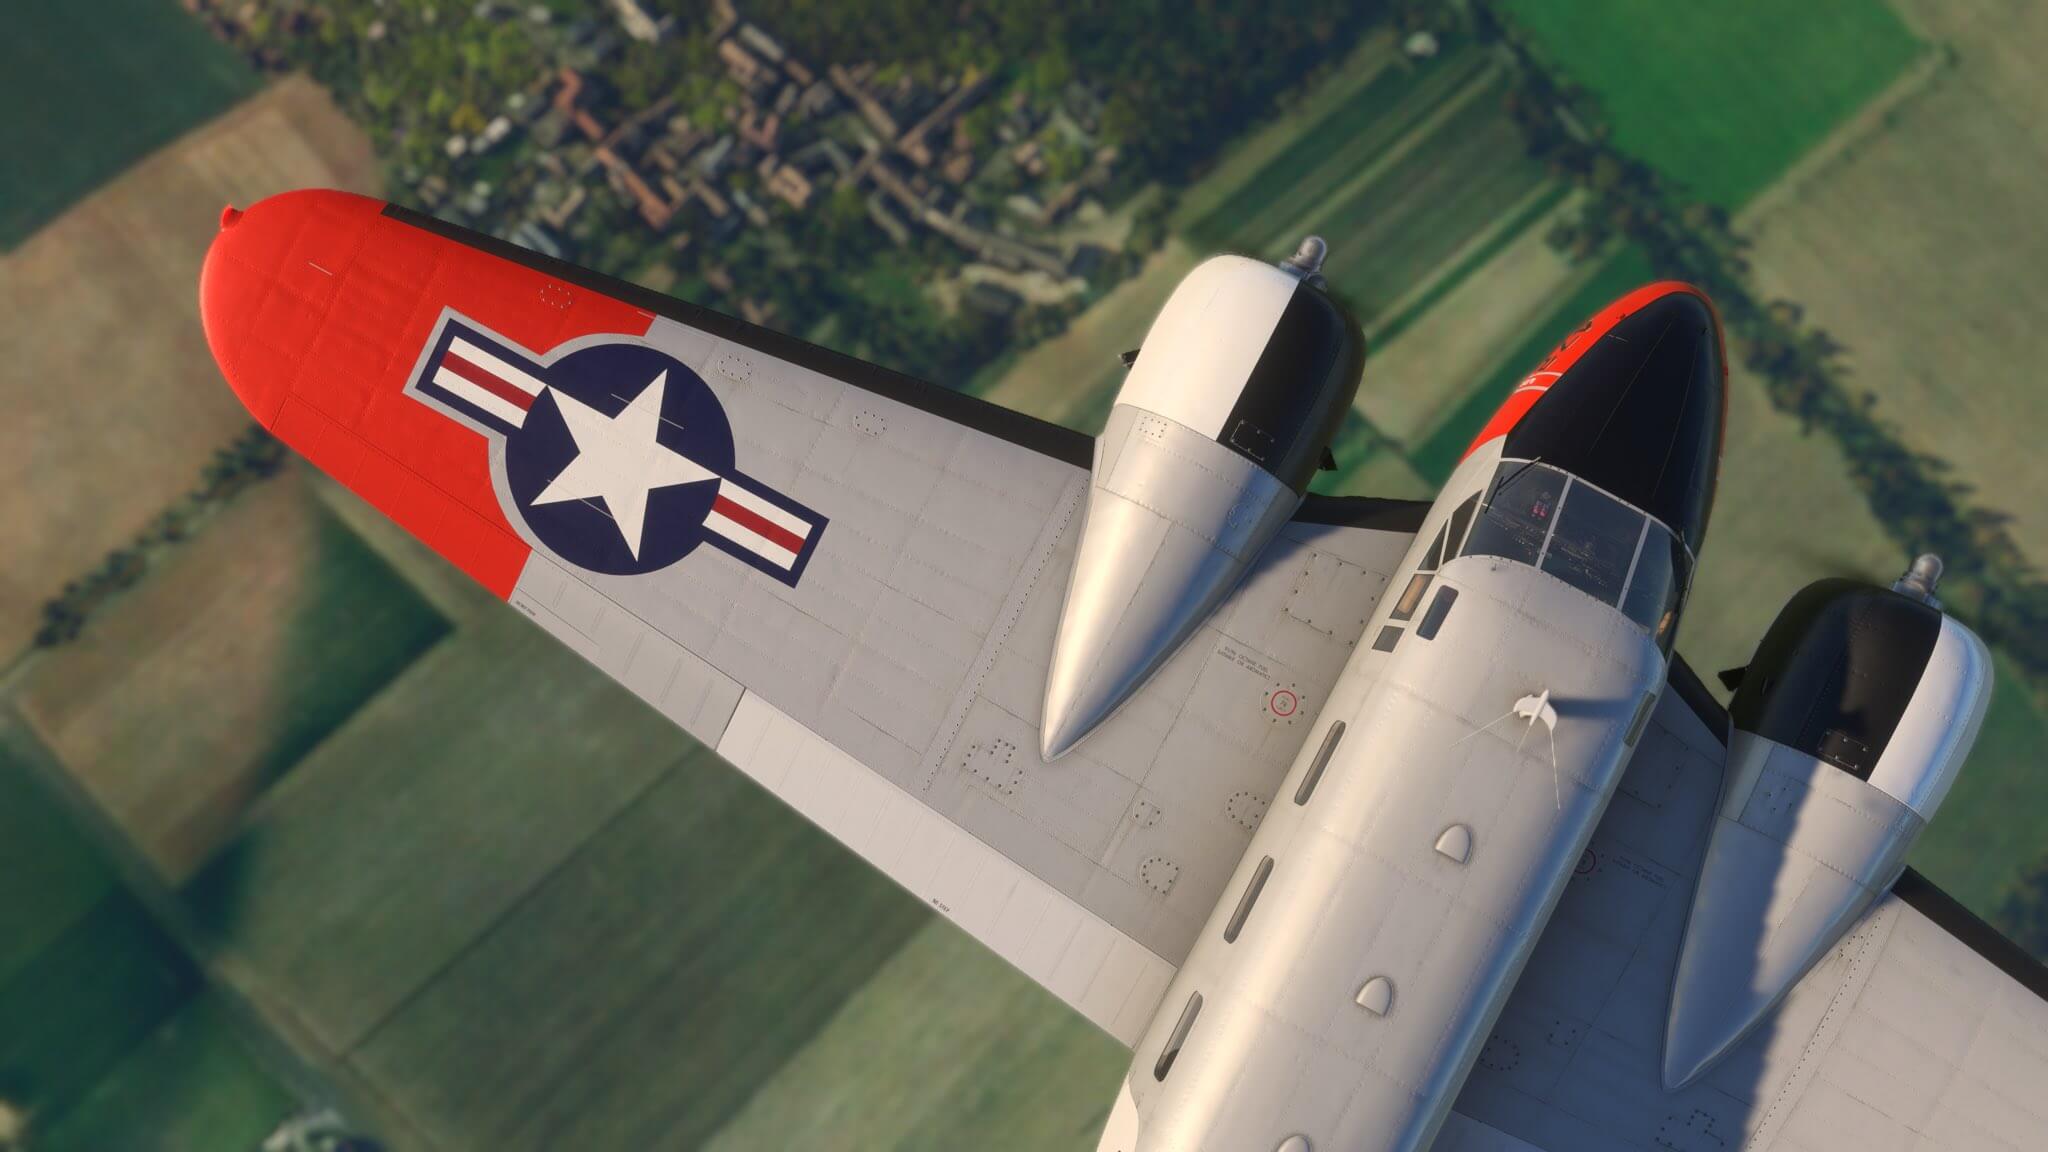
{"left": 1442, "top": 659, "right": 2048, "bottom": 1152}
{"left": 501, "top": 293, "right": 1423, "bottom": 1042}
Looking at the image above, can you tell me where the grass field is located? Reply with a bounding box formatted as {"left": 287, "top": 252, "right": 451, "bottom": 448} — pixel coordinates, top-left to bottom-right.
{"left": 0, "top": 0, "right": 257, "bottom": 247}
{"left": 0, "top": 736, "right": 291, "bottom": 1149}
{"left": 1184, "top": 46, "right": 1492, "bottom": 255}
{"left": 1741, "top": 0, "right": 2048, "bottom": 567}
{"left": 987, "top": 38, "right": 1556, "bottom": 437}
{"left": 1405, "top": 246, "right": 1656, "bottom": 484}
{"left": 9, "top": 10, "right": 2046, "bottom": 1151}
{"left": 16, "top": 474, "right": 450, "bottom": 884}
{"left": 31, "top": 996, "right": 296, "bottom": 1152}
{"left": 701, "top": 919, "right": 1125, "bottom": 1152}
{"left": 345, "top": 751, "right": 933, "bottom": 1150}
{"left": 1502, "top": 0, "right": 1921, "bottom": 208}
{"left": 1909, "top": 657, "right": 2048, "bottom": 915}
{"left": 0, "top": 75, "right": 379, "bottom": 660}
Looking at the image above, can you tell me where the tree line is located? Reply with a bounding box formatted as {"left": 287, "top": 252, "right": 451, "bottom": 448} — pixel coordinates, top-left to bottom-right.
{"left": 34, "top": 426, "right": 285, "bottom": 649}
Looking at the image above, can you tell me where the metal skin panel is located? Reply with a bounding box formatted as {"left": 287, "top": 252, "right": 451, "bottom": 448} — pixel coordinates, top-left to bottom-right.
{"left": 1868, "top": 614, "right": 1994, "bottom": 817}
{"left": 1663, "top": 733, "right": 1923, "bottom": 1090}
{"left": 1123, "top": 553, "right": 1667, "bottom": 1152}
{"left": 1042, "top": 405, "right": 1300, "bottom": 759}
{"left": 1437, "top": 690, "right": 2048, "bottom": 1152}
{"left": 200, "top": 190, "right": 1418, "bottom": 1032}
{"left": 1665, "top": 612, "right": 1994, "bottom": 1089}
{"left": 496, "top": 304, "right": 1414, "bottom": 971}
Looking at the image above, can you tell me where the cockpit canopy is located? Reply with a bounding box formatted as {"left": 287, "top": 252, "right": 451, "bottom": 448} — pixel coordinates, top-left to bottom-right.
{"left": 1450, "top": 460, "right": 1692, "bottom": 650}
{"left": 1499, "top": 288, "right": 1722, "bottom": 556}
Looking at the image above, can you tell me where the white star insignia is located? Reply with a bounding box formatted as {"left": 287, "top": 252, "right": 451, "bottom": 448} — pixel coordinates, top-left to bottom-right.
{"left": 531, "top": 371, "right": 714, "bottom": 558}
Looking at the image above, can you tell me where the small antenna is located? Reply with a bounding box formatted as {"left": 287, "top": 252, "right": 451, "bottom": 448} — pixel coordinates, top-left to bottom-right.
{"left": 1454, "top": 688, "right": 1563, "bottom": 809}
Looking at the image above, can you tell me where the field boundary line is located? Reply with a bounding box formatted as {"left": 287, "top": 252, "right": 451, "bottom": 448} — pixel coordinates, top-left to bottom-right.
{"left": 1364, "top": 179, "right": 1569, "bottom": 343}
{"left": 1737, "top": 44, "right": 1952, "bottom": 231}
{"left": 1263, "top": 60, "right": 1503, "bottom": 254}
{"left": 1169, "top": 32, "right": 1400, "bottom": 230}
{"left": 1380, "top": 237, "right": 1617, "bottom": 445}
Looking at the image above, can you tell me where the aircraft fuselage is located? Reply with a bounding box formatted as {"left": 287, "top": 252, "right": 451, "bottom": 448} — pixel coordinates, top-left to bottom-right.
{"left": 1098, "top": 284, "right": 1726, "bottom": 1152}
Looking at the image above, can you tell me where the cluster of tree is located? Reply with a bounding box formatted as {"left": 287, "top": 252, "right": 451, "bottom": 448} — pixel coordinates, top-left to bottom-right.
{"left": 34, "top": 426, "right": 286, "bottom": 650}
{"left": 1461, "top": 0, "right": 2048, "bottom": 685}
{"left": 224, "top": 1, "right": 560, "bottom": 173}
{"left": 214, "top": 3, "right": 1389, "bottom": 391}
{"left": 747, "top": 0, "right": 1392, "bottom": 182}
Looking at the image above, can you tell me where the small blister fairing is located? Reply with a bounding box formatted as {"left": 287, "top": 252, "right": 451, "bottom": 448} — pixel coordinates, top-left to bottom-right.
{"left": 1664, "top": 557, "right": 1993, "bottom": 1088}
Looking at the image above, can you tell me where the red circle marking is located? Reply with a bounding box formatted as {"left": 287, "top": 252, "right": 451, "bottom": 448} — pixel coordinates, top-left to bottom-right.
{"left": 1269, "top": 689, "right": 1298, "bottom": 717}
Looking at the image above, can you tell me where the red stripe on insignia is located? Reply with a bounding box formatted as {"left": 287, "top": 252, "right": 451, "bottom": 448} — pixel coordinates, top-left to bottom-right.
{"left": 441, "top": 350, "right": 537, "bottom": 411}
{"left": 713, "top": 495, "right": 805, "bottom": 555}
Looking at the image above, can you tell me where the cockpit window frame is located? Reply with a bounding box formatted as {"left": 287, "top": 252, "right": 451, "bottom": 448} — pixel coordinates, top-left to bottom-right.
{"left": 1460, "top": 459, "right": 1694, "bottom": 645}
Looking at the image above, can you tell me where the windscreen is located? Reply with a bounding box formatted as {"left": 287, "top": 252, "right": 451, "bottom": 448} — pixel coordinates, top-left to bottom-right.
{"left": 1460, "top": 460, "right": 1691, "bottom": 649}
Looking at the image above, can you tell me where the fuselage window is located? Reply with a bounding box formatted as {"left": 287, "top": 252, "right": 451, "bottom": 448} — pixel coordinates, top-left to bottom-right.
{"left": 1154, "top": 992, "right": 1204, "bottom": 1081}
{"left": 1417, "top": 586, "right": 1459, "bottom": 640}
{"left": 1419, "top": 522, "right": 1447, "bottom": 571}
{"left": 1295, "top": 721, "right": 1343, "bottom": 805}
{"left": 1372, "top": 625, "right": 1402, "bottom": 652}
{"left": 1620, "top": 529, "right": 1688, "bottom": 651}
{"left": 1445, "top": 493, "right": 1479, "bottom": 559}
{"left": 1390, "top": 573, "right": 1434, "bottom": 621}
{"left": 1224, "top": 856, "right": 1275, "bottom": 943}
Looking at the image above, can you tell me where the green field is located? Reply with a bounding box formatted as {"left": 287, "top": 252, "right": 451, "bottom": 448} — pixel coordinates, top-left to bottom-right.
{"left": 0, "top": 0, "right": 256, "bottom": 247}
{"left": 703, "top": 919, "right": 1125, "bottom": 1152}
{"left": 1406, "top": 246, "right": 1656, "bottom": 484}
{"left": 1184, "top": 47, "right": 1490, "bottom": 254}
{"left": 990, "top": 39, "right": 1560, "bottom": 437}
{"left": 1186, "top": 45, "right": 1553, "bottom": 330}
{"left": 1908, "top": 661, "right": 2048, "bottom": 915}
{"left": 1501, "top": 0, "right": 1921, "bottom": 207}
{"left": 17, "top": 477, "right": 452, "bottom": 883}
{"left": 0, "top": 740, "right": 290, "bottom": 1148}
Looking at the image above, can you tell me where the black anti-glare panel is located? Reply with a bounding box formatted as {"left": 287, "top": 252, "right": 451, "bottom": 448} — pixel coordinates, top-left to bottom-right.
{"left": 1728, "top": 579, "right": 1941, "bottom": 778}
{"left": 1503, "top": 292, "right": 1722, "bottom": 553}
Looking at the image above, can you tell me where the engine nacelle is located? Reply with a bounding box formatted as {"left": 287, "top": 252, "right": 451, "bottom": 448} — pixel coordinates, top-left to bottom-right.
{"left": 1663, "top": 560, "right": 1992, "bottom": 1088}
{"left": 1040, "top": 243, "right": 1362, "bottom": 759}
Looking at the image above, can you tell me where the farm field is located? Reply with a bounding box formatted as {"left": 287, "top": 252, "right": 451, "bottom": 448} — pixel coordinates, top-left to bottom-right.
{"left": 14, "top": 473, "right": 450, "bottom": 883}
{"left": 10, "top": 6, "right": 2048, "bottom": 1150}
{"left": 1344, "top": 190, "right": 1585, "bottom": 448}
{"left": 0, "top": 75, "right": 380, "bottom": 659}
{"left": 1501, "top": 0, "right": 1922, "bottom": 208}
{"left": 1741, "top": 0, "right": 2048, "bottom": 567}
{"left": 0, "top": 733, "right": 291, "bottom": 1150}
{"left": 0, "top": 0, "right": 258, "bottom": 248}
{"left": 986, "top": 37, "right": 1561, "bottom": 456}
{"left": 700, "top": 918, "right": 1125, "bottom": 1152}
{"left": 343, "top": 749, "right": 933, "bottom": 1151}
{"left": 1401, "top": 246, "right": 1656, "bottom": 486}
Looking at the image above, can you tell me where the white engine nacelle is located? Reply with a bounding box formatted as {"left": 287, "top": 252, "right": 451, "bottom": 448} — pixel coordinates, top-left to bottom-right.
{"left": 1663, "top": 560, "right": 1993, "bottom": 1088}
{"left": 1041, "top": 243, "right": 1361, "bottom": 759}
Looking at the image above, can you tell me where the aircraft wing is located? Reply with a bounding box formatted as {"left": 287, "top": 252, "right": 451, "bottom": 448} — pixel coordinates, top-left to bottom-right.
{"left": 204, "top": 193, "right": 2047, "bottom": 1147}
{"left": 1438, "top": 662, "right": 2048, "bottom": 1152}
{"left": 199, "top": 190, "right": 1425, "bottom": 1045}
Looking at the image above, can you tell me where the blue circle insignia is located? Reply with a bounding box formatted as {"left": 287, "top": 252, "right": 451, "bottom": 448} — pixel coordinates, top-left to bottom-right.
{"left": 501, "top": 341, "right": 735, "bottom": 576}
